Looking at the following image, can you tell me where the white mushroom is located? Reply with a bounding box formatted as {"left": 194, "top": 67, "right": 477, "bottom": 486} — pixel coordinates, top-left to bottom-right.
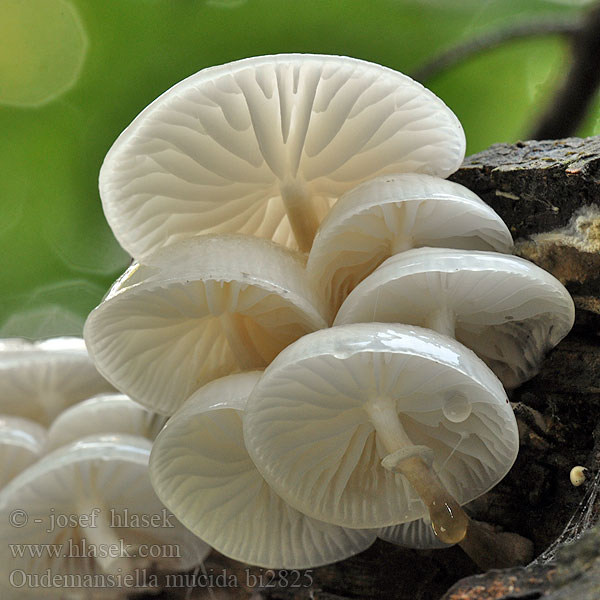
{"left": 0, "top": 416, "right": 46, "bottom": 488}
{"left": 0, "top": 434, "right": 210, "bottom": 599}
{"left": 0, "top": 337, "right": 115, "bottom": 425}
{"left": 99, "top": 54, "right": 465, "bottom": 256}
{"left": 84, "top": 234, "right": 328, "bottom": 415}
{"left": 307, "top": 173, "right": 513, "bottom": 313}
{"left": 335, "top": 248, "right": 575, "bottom": 388}
{"left": 150, "top": 371, "right": 375, "bottom": 568}
{"left": 243, "top": 323, "right": 518, "bottom": 545}
{"left": 379, "top": 517, "right": 453, "bottom": 550}
{"left": 46, "top": 393, "right": 167, "bottom": 451}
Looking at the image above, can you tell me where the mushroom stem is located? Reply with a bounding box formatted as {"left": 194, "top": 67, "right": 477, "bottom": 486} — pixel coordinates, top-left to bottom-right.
{"left": 458, "top": 519, "right": 534, "bottom": 571}
{"left": 280, "top": 181, "right": 320, "bottom": 252}
{"left": 390, "top": 236, "right": 414, "bottom": 255}
{"left": 423, "top": 307, "right": 456, "bottom": 338}
{"left": 366, "top": 396, "right": 469, "bottom": 544}
{"left": 220, "top": 312, "right": 266, "bottom": 370}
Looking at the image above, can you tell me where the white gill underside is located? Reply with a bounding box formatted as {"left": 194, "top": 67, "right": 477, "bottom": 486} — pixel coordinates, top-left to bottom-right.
{"left": 244, "top": 348, "right": 517, "bottom": 529}
{"left": 0, "top": 357, "right": 114, "bottom": 426}
{"left": 307, "top": 174, "right": 513, "bottom": 312}
{"left": 334, "top": 253, "right": 574, "bottom": 388}
{"left": 101, "top": 56, "right": 465, "bottom": 257}
{"left": 151, "top": 403, "right": 375, "bottom": 569}
{"left": 86, "top": 280, "right": 323, "bottom": 415}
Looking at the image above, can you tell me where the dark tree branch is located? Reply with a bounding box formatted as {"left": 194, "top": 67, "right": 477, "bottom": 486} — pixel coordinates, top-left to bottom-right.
{"left": 412, "top": 4, "right": 600, "bottom": 141}
{"left": 412, "top": 16, "right": 580, "bottom": 82}
{"left": 532, "top": 4, "right": 600, "bottom": 140}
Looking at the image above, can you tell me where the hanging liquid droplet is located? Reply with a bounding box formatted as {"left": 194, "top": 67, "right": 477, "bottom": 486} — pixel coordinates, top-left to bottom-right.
{"left": 429, "top": 497, "right": 469, "bottom": 544}
{"left": 443, "top": 394, "right": 472, "bottom": 423}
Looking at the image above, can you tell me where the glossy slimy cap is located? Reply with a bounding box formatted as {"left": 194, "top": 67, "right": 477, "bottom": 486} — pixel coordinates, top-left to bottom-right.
{"left": 244, "top": 323, "right": 518, "bottom": 529}
{"left": 150, "top": 371, "right": 375, "bottom": 568}
{"left": 335, "top": 248, "right": 575, "bottom": 388}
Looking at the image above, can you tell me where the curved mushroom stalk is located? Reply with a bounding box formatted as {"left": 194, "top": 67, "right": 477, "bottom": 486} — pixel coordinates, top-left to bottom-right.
{"left": 379, "top": 512, "right": 534, "bottom": 570}
{"left": 279, "top": 178, "right": 321, "bottom": 253}
{"left": 365, "top": 396, "right": 468, "bottom": 544}
{"left": 459, "top": 518, "right": 534, "bottom": 571}
{"left": 244, "top": 324, "right": 519, "bottom": 537}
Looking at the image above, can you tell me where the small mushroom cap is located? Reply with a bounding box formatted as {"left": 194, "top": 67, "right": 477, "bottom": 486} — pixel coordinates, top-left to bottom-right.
{"left": 244, "top": 323, "right": 518, "bottom": 529}
{"left": 150, "top": 371, "right": 375, "bottom": 569}
{"left": 570, "top": 466, "right": 587, "bottom": 487}
{"left": 0, "top": 337, "right": 115, "bottom": 425}
{"left": 379, "top": 517, "right": 453, "bottom": 550}
{"left": 100, "top": 53, "right": 465, "bottom": 258}
{"left": 307, "top": 173, "right": 513, "bottom": 313}
{"left": 335, "top": 248, "right": 575, "bottom": 388}
{"left": 46, "top": 393, "right": 168, "bottom": 451}
{"left": 0, "top": 433, "right": 210, "bottom": 596}
{"left": 0, "top": 415, "right": 46, "bottom": 487}
{"left": 84, "top": 235, "right": 328, "bottom": 415}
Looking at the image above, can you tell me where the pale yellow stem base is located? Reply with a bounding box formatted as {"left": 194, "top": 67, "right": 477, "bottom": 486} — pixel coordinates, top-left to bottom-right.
{"left": 366, "top": 396, "right": 468, "bottom": 544}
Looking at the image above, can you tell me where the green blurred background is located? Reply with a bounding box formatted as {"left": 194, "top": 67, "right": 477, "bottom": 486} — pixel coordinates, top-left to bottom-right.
{"left": 1, "top": 0, "right": 598, "bottom": 338}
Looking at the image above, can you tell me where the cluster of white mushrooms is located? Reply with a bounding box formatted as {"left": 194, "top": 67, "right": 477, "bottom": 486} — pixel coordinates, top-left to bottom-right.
{"left": 0, "top": 338, "right": 209, "bottom": 599}
{"left": 80, "top": 54, "right": 576, "bottom": 571}
{"left": 9, "top": 54, "right": 576, "bottom": 581}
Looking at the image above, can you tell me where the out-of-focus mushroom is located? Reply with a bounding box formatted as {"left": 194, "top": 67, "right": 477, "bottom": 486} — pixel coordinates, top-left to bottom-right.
{"left": 335, "top": 248, "right": 575, "bottom": 388}
{"left": 150, "top": 371, "right": 375, "bottom": 568}
{"left": 307, "top": 173, "right": 513, "bottom": 313}
{"left": 243, "top": 323, "right": 518, "bottom": 544}
{"left": 0, "top": 434, "right": 210, "bottom": 598}
{"left": 99, "top": 54, "right": 465, "bottom": 256}
{"left": 0, "top": 416, "right": 46, "bottom": 487}
{"left": 84, "top": 234, "right": 328, "bottom": 415}
{"left": 0, "top": 337, "right": 114, "bottom": 426}
{"left": 46, "top": 394, "right": 167, "bottom": 451}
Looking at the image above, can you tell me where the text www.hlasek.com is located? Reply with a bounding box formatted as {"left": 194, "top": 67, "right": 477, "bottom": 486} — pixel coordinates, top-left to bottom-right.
{"left": 10, "top": 539, "right": 181, "bottom": 559}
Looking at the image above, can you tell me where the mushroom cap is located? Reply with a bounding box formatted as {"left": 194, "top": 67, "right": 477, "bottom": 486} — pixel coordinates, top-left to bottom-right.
{"left": 99, "top": 53, "right": 466, "bottom": 258}
{"left": 307, "top": 173, "right": 513, "bottom": 312}
{"left": 0, "top": 337, "right": 115, "bottom": 425}
{"left": 150, "top": 371, "right": 375, "bottom": 569}
{"left": 244, "top": 323, "right": 518, "bottom": 529}
{"left": 0, "top": 415, "right": 46, "bottom": 488}
{"left": 0, "top": 434, "right": 210, "bottom": 597}
{"left": 379, "top": 517, "right": 453, "bottom": 550}
{"left": 46, "top": 393, "right": 167, "bottom": 451}
{"left": 334, "top": 248, "right": 575, "bottom": 388}
{"left": 84, "top": 234, "right": 329, "bottom": 415}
